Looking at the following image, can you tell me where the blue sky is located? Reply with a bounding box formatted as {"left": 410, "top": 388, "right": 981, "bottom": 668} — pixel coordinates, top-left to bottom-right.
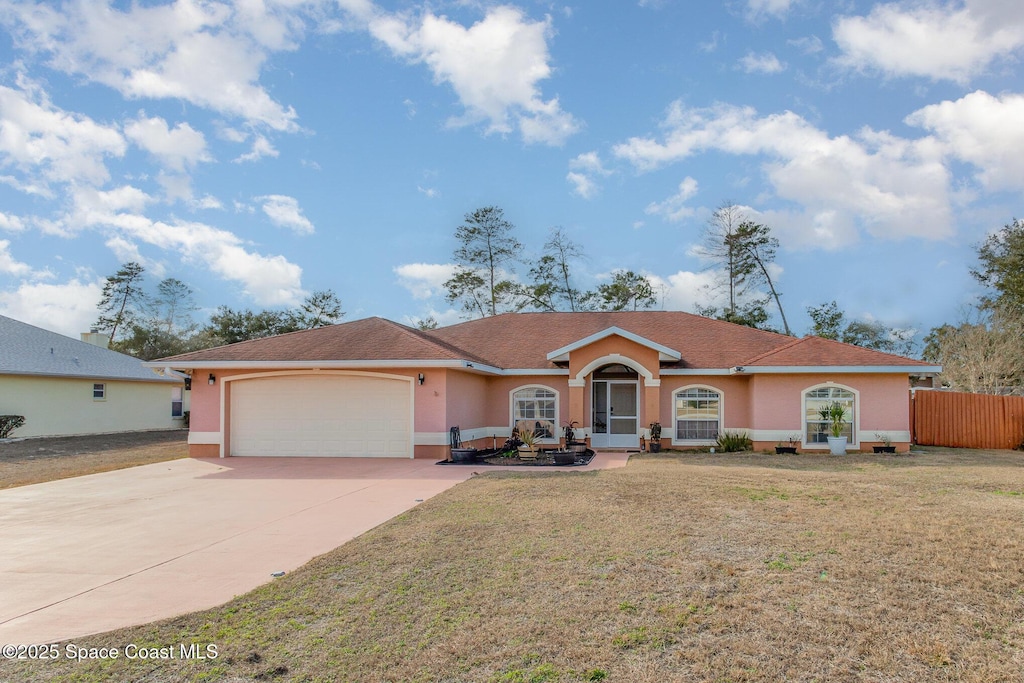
{"left": 0, "top": 0, "right": 1021, "bottom": 344}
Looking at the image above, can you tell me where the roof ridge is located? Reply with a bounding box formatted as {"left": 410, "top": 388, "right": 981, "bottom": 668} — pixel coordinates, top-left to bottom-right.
{"left": 744, "top": 333, "right": 930, "bottom": 366}
{"left": 741, "top": 334, "right": 809, "bottom": 365}
{"left": 801, "top": 334, "right": 928, "bottom": 365}
{"left": 377, "top": 319, "right": 487, "bottom": 363}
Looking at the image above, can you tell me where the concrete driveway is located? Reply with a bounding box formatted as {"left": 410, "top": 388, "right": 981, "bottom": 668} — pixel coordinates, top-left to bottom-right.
{"left": 0, "top": 457, "right": 477, "bottom": 643}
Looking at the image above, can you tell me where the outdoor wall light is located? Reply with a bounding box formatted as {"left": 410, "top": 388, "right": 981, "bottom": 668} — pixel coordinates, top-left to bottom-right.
{"left": 208, "top": 373, "right": 216, "bottom": 385}
{"left": 418, "top": 373, "right": 425, "bottom": 385}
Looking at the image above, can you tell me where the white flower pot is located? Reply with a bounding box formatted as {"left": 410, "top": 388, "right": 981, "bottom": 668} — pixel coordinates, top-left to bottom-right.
{"left": 827, "top": 436, "right": 848, "bottom": 455}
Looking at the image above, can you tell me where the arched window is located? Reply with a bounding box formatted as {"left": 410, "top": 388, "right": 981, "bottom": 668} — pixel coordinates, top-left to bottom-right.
{"left": 804, "top": 385, "right": 856, "bottom": 445}
{"left": 674, "top": 387, "right": 721, "bottom": 442}
{"left": 511, "top": 386, "right": 558, "bottom": 441}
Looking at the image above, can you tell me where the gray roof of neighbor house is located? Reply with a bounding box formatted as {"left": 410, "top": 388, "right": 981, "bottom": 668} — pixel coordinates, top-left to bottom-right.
{"left": 0, "top": 315, "right": 179, "bottom": 383}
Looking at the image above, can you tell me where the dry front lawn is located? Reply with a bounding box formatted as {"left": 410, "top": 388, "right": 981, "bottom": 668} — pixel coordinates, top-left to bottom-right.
{"left": 4, "top": 448, "right": 1024, "bottom": 682}
{"left": 0, "top": 430, "right": 187, "bottom": 489}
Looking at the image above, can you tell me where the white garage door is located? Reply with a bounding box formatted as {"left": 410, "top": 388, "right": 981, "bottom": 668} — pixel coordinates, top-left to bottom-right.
{"left": 229, "top": 374, "right": 412, "bottom": 457}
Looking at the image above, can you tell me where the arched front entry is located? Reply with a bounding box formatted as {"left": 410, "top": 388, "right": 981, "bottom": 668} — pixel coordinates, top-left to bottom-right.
{"left": 590, "top": 363, "right": 639, "bottom": 448}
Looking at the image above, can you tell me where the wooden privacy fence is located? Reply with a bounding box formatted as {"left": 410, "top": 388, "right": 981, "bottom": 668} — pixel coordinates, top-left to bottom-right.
{"left": 911, "top": 389, "right": 1024, "bottom": 450}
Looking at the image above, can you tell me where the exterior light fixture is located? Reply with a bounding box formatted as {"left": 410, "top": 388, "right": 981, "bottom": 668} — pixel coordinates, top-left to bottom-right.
{"left": 208, "top": 373, "right": 216, "bottom": 385}
{"left": 418, "top": 373, "right": 425, "bottom": 385}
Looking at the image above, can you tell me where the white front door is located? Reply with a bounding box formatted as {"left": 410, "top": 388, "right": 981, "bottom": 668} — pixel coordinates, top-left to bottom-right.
{"left": 591, "top": 380, "right": 639, "bottom": 448}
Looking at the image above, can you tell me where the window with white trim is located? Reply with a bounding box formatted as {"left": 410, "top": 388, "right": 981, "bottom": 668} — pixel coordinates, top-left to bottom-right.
{"left": 674, "top": 387, "right": 721, "bottom": 441}
{"left": 805, "top": 386, "right": 855, "bottom": 444}
{"left": 93, "top": 383, "right": 106, "bottom": 400}
{"left": 171, "top": 386, "right": 184, "bottom": 418}
{"left": 512, "top": 387, "right": 557, "bottom": 440}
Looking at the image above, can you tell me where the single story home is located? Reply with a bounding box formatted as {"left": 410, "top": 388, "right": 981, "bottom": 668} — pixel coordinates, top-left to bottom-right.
{"left": 0, "top": 315, "right": 187, "bottom": 439}
{"left": 151, "top": 311, "right": 939, "bottom": 459}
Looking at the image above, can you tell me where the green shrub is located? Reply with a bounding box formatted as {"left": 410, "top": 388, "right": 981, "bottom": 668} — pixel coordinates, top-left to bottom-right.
{"left": 716, "top": 431, "right": 752, "bottom": 452}
{"left": 0, "top": 415, "right": 26, "bottom": 439}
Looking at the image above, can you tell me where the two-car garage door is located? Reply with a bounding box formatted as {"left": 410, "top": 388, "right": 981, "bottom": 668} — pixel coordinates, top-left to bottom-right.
{"left": 229, "top": 374, "right": 412, "bottom": 457}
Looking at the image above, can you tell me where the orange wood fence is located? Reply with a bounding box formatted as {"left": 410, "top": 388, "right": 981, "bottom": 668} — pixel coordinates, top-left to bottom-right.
{"left": 911, "top": 389, "right": 1024, "bottom": 450}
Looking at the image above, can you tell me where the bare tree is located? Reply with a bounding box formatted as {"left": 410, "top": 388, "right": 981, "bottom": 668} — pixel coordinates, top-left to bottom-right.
{"left": 95, "top": 262, "right": 148, "bottom": 343}
{"left": 444, "top": 206, "right": 523, "bottom": 317}
{"left": 524, "top": 227, "right": 594, "bottom": 312}
{"left": 924, "top": 305, "right": 1024, "bottom": 394}
{"left": 698, "top": 204, "right": 790, "bottom": 332}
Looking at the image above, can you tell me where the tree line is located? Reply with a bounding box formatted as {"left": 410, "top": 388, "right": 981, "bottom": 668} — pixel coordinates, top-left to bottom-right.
{"left": 439, "top": 205, "right": 658, "bottom": 321}
{"left": 95, "top": 206, "right": 1024, "bottom": 396}
{"left": 921, "top": 219, "right": 1024, "bottom": 394}
{"left": 94, "top": 262, "right": 344, "bottom": 360}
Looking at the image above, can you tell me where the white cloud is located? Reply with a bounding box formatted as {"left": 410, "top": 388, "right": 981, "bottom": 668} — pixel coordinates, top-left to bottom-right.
{"left": 645, "top": 270, "right": 720, "bottom": 312}
{"left": 613, "top": 101, "right": 952, "bottom": 243}
{"left": 569, "top": 151, "right": 609, "bottom": 174}
{"left": 257, "top": 195, "right": 314, "bottom": 234}
{"left": 0, "top": 212, "right": 26, "bottom": 232}
{"left": 833, "top": 1, "right": 1024, "bottom": 84}
{"left": 234, "top": 135, "right": 278, "bottom": 163}
{"left": 1, "top": 0, "right": 301, "bottom": 130}
{"left": 121, "top": 215, "right": 305, "bottom": 305}
{"left": 417, "top": 185, "right": 438, "bottom": 198}
{"left": 0, "top": 278, "right": 103, "bottom": 336}
{"left": 645, "top": 177, "right": 699, "bottom": 221}
{"left": 699, "top": 31, "right": 721, "bottom": 53}
{"left": 788, "top": 35, "right": 823, "bottom": 54}
{"left": 0, "top": 239, "right": 32, "bottom": 276}
{"left": 566, "top": 171, "right": 598, "bottom": 199}
{"left": 393, "top": 262, "right": 456, "bottom": 300}
{"left": 906, "top": 90, "right": 1024, "bottom": 192}
{"left": 369, "top": 6, "right": 579, "bottom": 145}
{"left": 190, "top": 194, "right": 223, "bottom": 210}
{"left": 51, "top": 194, "right": 306, "bottom": 305}
{"left": 567, "top": 151, "right": 611, "bottom": 198}
{"left": 401, "top": 307, "right": 462, "bottom": 328}
{"left": 218, "top": 126, "right": 249, "bottom": 143}
{"left": 739, "top": 51, "right": 785, "bottom": 74}
{"left": 104, "top": 235, "right": 141, "bottom": 262}
{"left": 124, "top": 113, "right": 210, "bottom": 171}
{"left": 746, "top": 0, "right": 798, "bottom": 19}
{"left": 0, "top": 80, "right": 126, "bottom": 192}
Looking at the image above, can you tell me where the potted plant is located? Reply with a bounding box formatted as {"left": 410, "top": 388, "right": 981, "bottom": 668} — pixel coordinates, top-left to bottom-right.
{"left": 873, "top": 433, "right": 896, "bottom": 453}
{"left": 518, "top": 428, "right": 538, "bottom": 460}
{"left": 649, "top": 422, "right": 662, "bottom": 453}
{"left": 822, "top": 402, "right": 848, "bottom": 455}
{"left": 775, "top": 435, "right": 799, "bottom": 454}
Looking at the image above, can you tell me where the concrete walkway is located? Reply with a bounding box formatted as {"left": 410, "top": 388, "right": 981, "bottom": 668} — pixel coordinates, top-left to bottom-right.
{"left": 0, "top": 452, "right": 628, "bottom": 643}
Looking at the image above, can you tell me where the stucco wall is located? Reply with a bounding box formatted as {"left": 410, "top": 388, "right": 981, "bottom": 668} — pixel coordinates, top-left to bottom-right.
{"left": 444, "top": 370, "right": 489, "bottom": 432}
{"left": 480, "top": 376, "right": 571, "bottom": 428}
{"left": 658, "top": 376, "right": 752, "bottom": 434}
{"left": 0, "top": 375, "right": 182, "bottom": 438}
{"left": 748, "top": 374, "right": 910, "bottom": 432}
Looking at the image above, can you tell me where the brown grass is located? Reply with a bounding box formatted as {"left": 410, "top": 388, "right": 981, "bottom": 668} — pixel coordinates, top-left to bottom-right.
{"left": 0, "top": 430, "right": 187, "bottom": 489}
{"left": 4, "top": 447, "right": 1024, "bottom": 682}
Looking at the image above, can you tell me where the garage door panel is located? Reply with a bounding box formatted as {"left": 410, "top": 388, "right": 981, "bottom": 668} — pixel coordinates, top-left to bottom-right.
{"left": 230, "top": 375, "right": 411, "bottom": 457}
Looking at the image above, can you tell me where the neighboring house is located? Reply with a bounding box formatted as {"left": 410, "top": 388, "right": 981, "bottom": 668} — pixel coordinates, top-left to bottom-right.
{"left": 152, "top": 312, "right": 940, "bottom": 459}
{"left": 0, "top": 315, "right": 187, "bottom": 439}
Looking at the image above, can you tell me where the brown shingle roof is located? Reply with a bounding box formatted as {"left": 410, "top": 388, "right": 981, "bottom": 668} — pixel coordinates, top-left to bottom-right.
{"left": 155, "top": 312, "right": 931, "bottom": 370}
{"left": 425, "top": 311, "right": 793, "bottom": 369}
{"left": 157, "top": 317, "right": 489, "bottom": 364}
{"left": 741, "top": 335, "right": 932, "bottom": 367}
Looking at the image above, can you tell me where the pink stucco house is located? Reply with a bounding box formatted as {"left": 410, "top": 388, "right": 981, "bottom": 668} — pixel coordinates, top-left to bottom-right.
{"left": 151, "top": 312, "right": 939, "bottom": 459}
